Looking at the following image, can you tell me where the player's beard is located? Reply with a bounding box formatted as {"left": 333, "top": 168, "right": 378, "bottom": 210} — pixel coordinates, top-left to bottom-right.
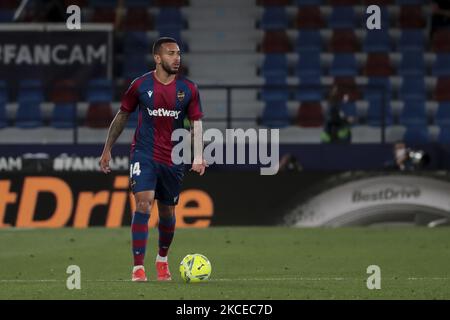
{"left": 161, "top": 60, "right": 178, "bottom": 75}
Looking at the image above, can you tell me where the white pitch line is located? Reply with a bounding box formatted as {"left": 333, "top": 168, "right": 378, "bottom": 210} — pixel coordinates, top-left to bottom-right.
{"left": 1, "top": 277, "right": 450, "bottom": 283}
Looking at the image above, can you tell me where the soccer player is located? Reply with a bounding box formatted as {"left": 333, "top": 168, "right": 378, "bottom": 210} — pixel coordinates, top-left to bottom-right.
{"left": 99, "top": 37, "right": 207, "bottom": 282}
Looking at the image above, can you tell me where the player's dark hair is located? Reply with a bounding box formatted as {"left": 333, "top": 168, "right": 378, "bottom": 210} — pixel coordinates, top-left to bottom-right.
{"left": 152, "top": 37, "right": 178, "bottom": 55}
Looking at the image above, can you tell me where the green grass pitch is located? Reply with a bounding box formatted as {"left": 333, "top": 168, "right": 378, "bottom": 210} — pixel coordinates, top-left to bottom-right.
{"left": 0, "top": 227, "right": 449, "bottom": 299}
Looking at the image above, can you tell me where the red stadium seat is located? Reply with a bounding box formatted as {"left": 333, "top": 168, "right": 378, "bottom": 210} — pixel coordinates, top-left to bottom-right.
{"left": 154, "top": 0, "right": 186, "bottom": 6}
{"left": 364, "top": 53, "right": 394, "bottom": 77}
{"left": 122, "top": 8, "right": 153, "bottom": 30}
{"left": 296, "top": 102, "right": 324, "bottom": 127}
{"left": 50, "top": 80, "right": 79, "bottom": 103}
{"left": 434, "top": 77, "right": 450, "bottom": 101}
{"left": 329, "top": 30, "right": 360, "bottom": 52}
{"left": 296, "top": 6, "right": 324, "bottom": 29}
{"left": 399, "top": 6, "right": 425, "bottom": 29}
{"left": 432, "top": 30, "right": 450, "bottom": 52}
{"left": 92, "top": 8, "right": 116, "bottom": 23}
{"left": 333, "top": 77, "right": 361, "bottom": 101}
{"left": 261, "top": 31, "right": 292, "bottom": 53}
{"left": 85, "top": 102, "right": 113, "bottom": 128}
{"left": 257, "top": 0, "right": 290, "bottom": 5}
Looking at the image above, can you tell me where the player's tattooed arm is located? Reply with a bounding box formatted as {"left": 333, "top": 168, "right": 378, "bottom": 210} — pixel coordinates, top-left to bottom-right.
{"left": 190, "top": 120, "right": 208, "bottom": 175}
{"left": 100, "top": 110, "right": 130, "bottom": 173}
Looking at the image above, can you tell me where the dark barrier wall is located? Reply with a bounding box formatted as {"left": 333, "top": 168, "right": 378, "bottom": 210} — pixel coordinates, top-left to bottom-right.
{"left": 0, "top": 171, "right": 330, "bottom": 228}
{"left": 0, "top": 143, "right": 449, "bottom": 171}
{"left": 2, "top": 171, "right": 450, "bottom": 228}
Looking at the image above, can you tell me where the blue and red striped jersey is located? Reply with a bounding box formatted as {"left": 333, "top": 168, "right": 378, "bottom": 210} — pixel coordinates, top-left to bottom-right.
{"left": 120, "top": 71, "right": 203, "bottom": 165}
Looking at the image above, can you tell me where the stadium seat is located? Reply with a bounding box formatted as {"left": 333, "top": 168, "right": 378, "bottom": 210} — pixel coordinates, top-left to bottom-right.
{"left": 340, "top": 101, "right": 357, "bottom": 120}
{"left": 92, "top": 8, "right": 116, "bottom": 23}
{"left": 15, "top": 97, "right": 43, "bottom": 128}
{"left": 329, "top": 54, "right": 357, "bottom": 77}
{"left": 260, "top": 6, "right": 288, "bottom": 30}
{"left": 261, "top": 54, "right": 288, "bottom": 78}
{"left": 89, "top": 0, "right": 118, "bottom": 7}
{"left": 330, "top": 0, "right": 360, "bottom": 4}
{"left": 0, "top": 0, "right": 20, "bottom": 9}
{"left": 51, "top": 103, "right": 76, "bottom": 128}
{"left": 396, "top": 0, "right": 422, "bottom": 4}
{"left": 156, "top": 8, "right": 184, "bottom": 30}
{"left": 261, "top": 31, "right": 292, "bottom": 53}
{"left": 329, "top": 30, "right": 360, "bottom": 52}
{"left": 0, "top": 96, "right": 7, "bottom": 128}
{"left": 362, "top": 6, "right": 390, "bottom": 29}
{"left": 434, "top": 102, "right": 450, "bottom": 127}
{"left": 296, "top": 101, "right": 324, "bottom": 127}
{"left": 296, "top": 50, "right": 321, "bottom": 77}
{"left": 122, "top": 54, "right": 148, "bottom": 79}
{"left": 258, "top": 0, "right": 290, "bottom": 5}
{"left": 19, "top": 80, "right": 44, "bottom": 103}
{"left": 328, "top": 6, "right": 356, "bottom": 29}
{"left": 123, "top": 32, "right": 150, "bottom": 55}
{"left": 403, "top": 125, "right": 430, "bottom": 144}
{"left": 432, "top": 54, "right": 450, "bottom": 77}
{"left": 158, "top": 28, "right": 187, "bottom": 52}
{"left": 295, "top": 30, "right": 322, "bottom": 52}
{"left": 261, "top": 101, "right": 291, "bottom": 128}
{"left": 366, "top": 99, "right": 393, "bottom": 126}
{"left": 295, "top": 0, "right": 323, "bottom": 5}
{"left": 364, "top": 53, "right": 393, "bottom": 77}
{"left": 86, "top": 79, "right": 113, "bottom": 102}
{"left": 49, "top": 80, "right": 79, "bottom": 103}
{"left": 364, "top": 29, "right": 391, "bottom": 52}
{"left": 399, "top": 99, "right": 428, "bottom": 126}
{"left": 122, "top": 8, "right": 153, "bottom": 30}
{"left": 333, "top": 77, "right": 361, "bottom": 101}
{"left": 295, "top": 6, "right": 324, "bottom": 29}
{"left": 432, "top": 30, "right": 450, "bottom": 52}
{"left": 296, "top": 85, "right": 322, "bottom": 102}
{"left": 437, "top": 126, "right": 450, "bottom": 144}
{"left": 0, "top": 10, "right": 14, "bottom": 22}
{"left": 125, "top": 0, "right": 152, "bottom": 6}
{"left": 398, "top": 30, "right": 425, "bottom": 52}
{"left": 400, "top": 77, "right": 426, "bottom": 101}
{"left": 366, "top": 77, "right": 392, "bottom": 100}
{"left": 434, "top": 78, "right": 450, "bottom": 101}
{"left": 398, "top": 51, "right": 425, "bottom": 76}
{"left": 261, "top": 76, "right": 290, "bottom": 102}
{"left": 399, "top": 5, "right": 425, "bottom": 29}
{"left": 363, "top": 0, "right": 394, "bottom": 4}
{"left": 154, "top": 0, "right": 186, "bottom": 6}
{"left": 85, "top": 102, "right": 113, "bottom": 128}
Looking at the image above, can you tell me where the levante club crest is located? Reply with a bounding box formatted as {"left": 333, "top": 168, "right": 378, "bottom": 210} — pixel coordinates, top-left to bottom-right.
{"left": 177, "top": 90, "right": 185, "bottom": 102}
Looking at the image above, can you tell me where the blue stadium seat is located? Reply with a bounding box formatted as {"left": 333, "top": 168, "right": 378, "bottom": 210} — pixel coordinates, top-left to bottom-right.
{"left": 432, "top": 54, "right": 450, "bottom": 77}
{"left": 89, "top": 0, "right": 118, "bottom": 7}
{"left": 261, "top": 101, "right": 290, "bottom": 128}
{"left": 340, "top": 101, "right": 357, "bottom": 120}
{"left": 295, "top": 30, "right": 322, "bottom": 52}
{"left": 296, "top": 82, "right": 322, "bottom": 102}
{"left": 262, "top": 54, "right": 288, "bottom": 78}
{"left": 366, "top": 99, "right": 393, "bottom": 126}
{"left": 403, "top": 125, "right": 429, "bottom": 144}
{"left": 122, "top": 54, "right": 148, "bottom": 79}
{"left": 328, "top": 6, "right": 356, "bottom": 29}
{"left": 86, "top": 79, "right": 113, "bottom": 102}
{"left": 295, "top": 0, "right": 323, "bottom": 5}
{"left": 261, "top": 7, "right": 288, "bottom": 30}
{"left": 296, "top": 51, "right": 321, "bottom": 77}
{"left": 329, "top": 54, "right": 357, "bottom": 77}
{"left": 0, "top": 10, "right": 14, "bottom": 22}
{"left": 158, "top": 28, "right": 187, "bottom": 52}
{"left": 0, "top": 95, "right": 7, "bottom": 128}
{"left": 19, "top": 80, "right": 44, "bottom": 103}
{"left": 399, "top": 99, "right": 427, "bottom": 126}
{"left": 399, "top": 51, "right": 425, "bottom": 76}
{"left": 362, "top": 6, "right": 389, "bottom": 28}
{"left": 51, "top": 103, "right": 76, "bottom": 128}
{"left": 364, "top": 29, "right": 391, "bottom": 52}
{"left": 438, "top": 126, "right": 450, "bottom": 144}
{"left": 15, "top": 97, "right": 43, "bottom": 128}
{"left": 366, "top": 77, "right": 391, "bottom": 100}
{"left": 123, "top": 32, "right": 150, "bottom": 55}
{"left": 261, "top": 76, "right": 290, "bottom": 102}
{"left": 435, "top": 102, "right": 450, "bottom": 127}
{"left": 398, "top": 30, "right": 425, "bottom": 52}
{"left": 125, "top": 0, "right": 152, "bottom": 6}
{"left": 156, "top": 8, "right": 184, "bottom": 30}
{"left": 399, "top": 76, "right": 426, "bottom": 100}
{"left": 299, "top": 74, "right": 321, "bottom": 85}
